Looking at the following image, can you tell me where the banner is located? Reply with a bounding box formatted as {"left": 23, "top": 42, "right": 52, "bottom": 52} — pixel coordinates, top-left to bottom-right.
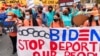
{"left": 17, "top": 27, "right": 100, "bottom": 56}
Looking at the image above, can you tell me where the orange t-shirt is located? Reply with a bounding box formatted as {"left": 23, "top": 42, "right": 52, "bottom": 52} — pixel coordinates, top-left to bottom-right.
{"left": 50, "top": 21, "right": 64, "bottom": 28}
{"left": 23, "top": 19, "right": 33, "bottom": 26}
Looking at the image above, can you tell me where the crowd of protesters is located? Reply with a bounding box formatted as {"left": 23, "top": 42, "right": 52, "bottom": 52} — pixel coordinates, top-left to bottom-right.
{"left": 0, "top": 2, "right": 100, "bottom": 55}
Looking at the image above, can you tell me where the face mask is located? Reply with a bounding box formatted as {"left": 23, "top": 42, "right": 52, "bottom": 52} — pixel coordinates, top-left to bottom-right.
{"left": 49, "top": 10, "right": 52, "bottom": 12}
{"left": 15, "top": 7, "right": 18, "bottom": 9}
{"left": 94, "top": 16, "right": 99, "bottom": 20}
{"left": 38, "top": 11, "right": 42, "bottom": 13}
{"left": 25, "top": 15, "right": 30, "bottom": 19}
{"left": 8, "top": 16, "right": 12, "bottom": 19}
{"left": 63, "top": 12, "right": 68, "bottom": 15}
{"left": 54, "top": 19, "right": 60, "bottom": 22}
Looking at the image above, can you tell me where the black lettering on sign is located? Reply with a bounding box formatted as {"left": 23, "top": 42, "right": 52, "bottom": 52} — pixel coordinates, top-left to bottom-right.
{"left": 48, "top": 1, "right": 54, "bottom": 4}
{"left": 10, "top": 1, "right": 19, "bottom": 3}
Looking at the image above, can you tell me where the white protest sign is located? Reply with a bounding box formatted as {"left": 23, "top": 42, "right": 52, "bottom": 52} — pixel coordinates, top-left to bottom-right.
{"left": 74, "top": 0, "right": 80, "bottom": 3}
{"left": 27, "top": 0, "right": 34, "bottom": 9}
{"left": 17, "top": 27, "right": 100, "bottom": 56}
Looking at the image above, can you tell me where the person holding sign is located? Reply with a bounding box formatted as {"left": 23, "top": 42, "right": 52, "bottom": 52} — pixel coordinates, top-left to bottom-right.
{"left": 61, "top": 7, "right": 73, "bottom": 27}
{"left": 46, "top": 5, "right": 55, "bottom": 27}
{"left": 90, "top": 4, "right": 100, "bottom": 26}
{"left": 23, "top": 10, "right": 38, "bottom": 26}
{"left": 5, "top": 12, "right": 22, "bottom": 54}
{"left": 83, "top": 4, "right": 100, "bottom": 26}
{"left": 50, "top": 13, "right": 64, "bottom": 28}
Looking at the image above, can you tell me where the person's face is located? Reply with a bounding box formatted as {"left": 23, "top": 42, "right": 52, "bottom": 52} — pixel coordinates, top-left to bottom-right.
{"left": 54, "top": 15, "right": 59, "bottom": 19}
{"left": 63, "top": 9, "right": 69, "bottom": 15}
{"left": 25, "top": 12, "right": 30, "bottom": 16}
{"left": 53, "top": 15, "right": 60, "bottom": 22}
{"left": 93, "top": 7, "right": 97, "bottom": 10}
{"left": 73, "top": 3, "right": 77, "bottom": 7}
{"left": 38, "top": 8, "right": 42, "bottom": 13}
{"left": 7, "top": 14, "right": 13, "bottom": 19}
{"left": 48, "top": 7, "right": 53, "bottom": 12}
{"left": 25, "top": 12, "right": 31, "bottom": 19}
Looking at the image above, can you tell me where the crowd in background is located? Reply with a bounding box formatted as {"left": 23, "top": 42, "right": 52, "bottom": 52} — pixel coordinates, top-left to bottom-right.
{"left": 0, "top": 2, "right": 100, "bottom": 55}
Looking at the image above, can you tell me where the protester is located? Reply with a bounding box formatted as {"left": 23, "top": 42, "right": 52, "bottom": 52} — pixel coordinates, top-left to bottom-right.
{"left": 71, "top": 3, "right": 79, "bottom": 17}
{"left": 61, "top": 7, "right": 73, "bottom": 27}
{"left": 23, "top": 10, "right": 38, "bottom": 26}
{"left": 0, "top": 7, "right": 7, "bottom": 36}
{"left": 91, "top": 4, "right": 100, "bottom": 26}
{"left": 19, "top": 5, "right": 27, "bottom": 18}
{"left": 5, "top": 12, "right": 22, "bottom": 54}
{"left": 50, "top": 13, "right": 64, "bottom": 28}
{"left": 77, "top": 2, "right": 82, "bottom": 10}
{"left": 6, "top": 5, "right": 14, "bottom": 14}
{"left": 12, "top": 3, "right": 23, "bottom": 20}
{"left": 33, "top": 6, "right": 47, "bottom": 26}
{"left": 46, "top": 5, "right": 55, "bottom": 27}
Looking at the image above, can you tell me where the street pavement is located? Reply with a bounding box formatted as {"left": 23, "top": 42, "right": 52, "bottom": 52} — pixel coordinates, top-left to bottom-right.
{"left": 0, "top": 34, "right": 17, "bottom": 56}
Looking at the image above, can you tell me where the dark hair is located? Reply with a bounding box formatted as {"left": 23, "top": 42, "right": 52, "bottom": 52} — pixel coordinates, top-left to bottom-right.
{"left": 48, "top": 5, "right": 53, "bottom": 8}
{"left": 37, "top": 6, "right": 43, "bottom": 10}
{"left": 95, "top": 3, "right": 98, "bottom": 7}
{"left": 25, "top": 9, "right": 32, "bottom": 14}
{"left": 55, "top": 13, "right": 60, "bottom": 18}
{"left": 65, "top": 7, "right": 71, "bottom": 14}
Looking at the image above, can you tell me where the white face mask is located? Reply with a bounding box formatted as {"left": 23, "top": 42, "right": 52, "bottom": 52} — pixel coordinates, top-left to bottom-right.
{"left": 8, "top": 16, "right": 12, "bottom": 19}
{"left": 94, "top": 16, "right": 99, "bottom": 20}
{"left": 25, "top": 15, "right": 30, "bottom": 19}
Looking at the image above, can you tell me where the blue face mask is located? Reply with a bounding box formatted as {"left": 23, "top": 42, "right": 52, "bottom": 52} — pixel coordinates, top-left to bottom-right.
{"left": 94, "top": 16, "right": 99, "bottom": 20}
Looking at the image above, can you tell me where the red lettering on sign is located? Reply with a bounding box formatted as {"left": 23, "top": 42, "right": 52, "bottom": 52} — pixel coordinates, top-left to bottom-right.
{"left": 18, "top": 39, "right": 24, "bottom": 50}
{"left": 18, "top": 39, "right": 44, "bottom": 50}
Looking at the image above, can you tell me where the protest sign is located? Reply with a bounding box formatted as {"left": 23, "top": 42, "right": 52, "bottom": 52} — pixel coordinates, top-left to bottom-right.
{"left": 17, "top": 27, "right": 100, "bottom": 56}
{"left": 2, "top": 21, "right": 17, "bottom": 33}
{"left": 59, "top": 0, "right": 74, "bottom": 6}
{"left": 42, "top": 0, "right": 58, "bottom": 6}
{"left": 74, "top": 0, "right": 80, "bottom": 3}
{"left": 26, "top": 0, "right": 34, "bottom": 9}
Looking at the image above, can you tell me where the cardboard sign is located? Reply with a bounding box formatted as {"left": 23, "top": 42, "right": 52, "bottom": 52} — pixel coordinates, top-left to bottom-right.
{"left": 17, "top": 27, "right": 100, "bottom": 56}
